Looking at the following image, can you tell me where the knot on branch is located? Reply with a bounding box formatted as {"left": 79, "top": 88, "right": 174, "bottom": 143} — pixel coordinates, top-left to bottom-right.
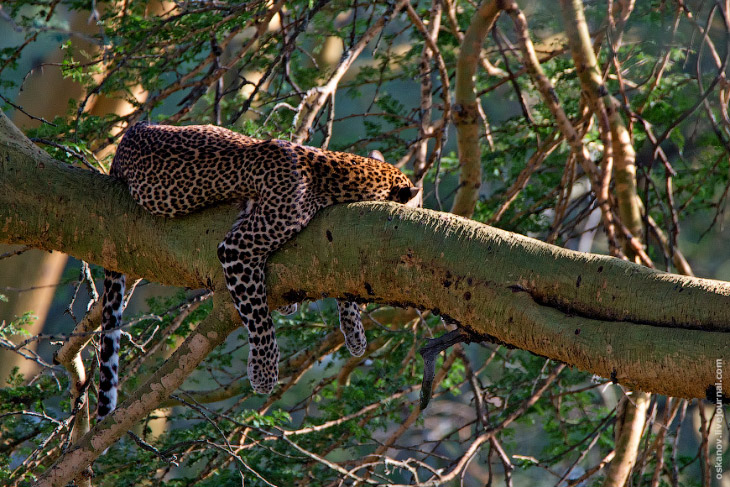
{"left": 452, "top": 103, "right": 480, "bottom": 126}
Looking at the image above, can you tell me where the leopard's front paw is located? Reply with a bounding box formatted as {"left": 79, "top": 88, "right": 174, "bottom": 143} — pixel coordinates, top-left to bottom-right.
{"left": 247, "top": 342, "right": 280, "bottom": 394}
{"left": 338, "top": 301, "right": 367, "bottom": 357}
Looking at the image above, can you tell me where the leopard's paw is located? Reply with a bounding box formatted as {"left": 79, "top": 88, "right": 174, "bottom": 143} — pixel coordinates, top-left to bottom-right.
{"left": 338, "top": 301, "right": 367, "bottom": 357}
{"left": 344, "top": 330, "right": 367, "bottom": 357}
{"left": 247, "top": 342, "right": 280, "bottom": 394}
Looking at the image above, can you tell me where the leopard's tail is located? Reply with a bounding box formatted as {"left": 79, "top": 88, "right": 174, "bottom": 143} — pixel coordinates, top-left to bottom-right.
{"left": 97, "top": 270, "right": 126, "bottom": 420}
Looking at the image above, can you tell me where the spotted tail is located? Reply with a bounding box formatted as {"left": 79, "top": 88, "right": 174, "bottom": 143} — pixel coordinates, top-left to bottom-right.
{"left": 97, "top": 270, "right": 125, "bottom": 420}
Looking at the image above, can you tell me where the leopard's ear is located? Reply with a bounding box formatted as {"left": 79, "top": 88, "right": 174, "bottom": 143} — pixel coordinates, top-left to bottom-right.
{"left": 368, "top": 150, "right": 385, "bottom": 162}
{"left": 398, "top": 186, "right": 422, "bottom": 207}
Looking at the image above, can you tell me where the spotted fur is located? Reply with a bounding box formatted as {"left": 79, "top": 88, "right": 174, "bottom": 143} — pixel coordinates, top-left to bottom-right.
{"left": 98, "top": 271, "right": 125, "bottom": 419}
{"left": 97, "top": 123, "right": 418, "bottom": 417}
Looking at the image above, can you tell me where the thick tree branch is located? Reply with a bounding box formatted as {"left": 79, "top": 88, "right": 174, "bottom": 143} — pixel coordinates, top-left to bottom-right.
{"left": 1, "top": 110, "right": 729, "bottom": 405}
{"left": 450, "top": 0, "right": 500, "bottom": 217}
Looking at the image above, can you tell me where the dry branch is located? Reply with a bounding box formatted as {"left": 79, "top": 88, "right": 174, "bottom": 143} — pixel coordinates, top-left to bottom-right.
{"left": 291, "top": 0, "right": 408, "bottom": 143}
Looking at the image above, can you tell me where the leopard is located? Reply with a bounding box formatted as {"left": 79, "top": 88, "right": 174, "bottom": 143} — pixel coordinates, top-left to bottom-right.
{"left": 97, "top": 122, "right": 419, "bottom": 419}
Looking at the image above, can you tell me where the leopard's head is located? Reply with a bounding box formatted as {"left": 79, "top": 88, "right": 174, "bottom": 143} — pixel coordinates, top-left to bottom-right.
{"left": 389, "top": 185, "right": 422, "bottom": 207}
{"left": 368, "top": 150, "right": 422, "bottom": 208}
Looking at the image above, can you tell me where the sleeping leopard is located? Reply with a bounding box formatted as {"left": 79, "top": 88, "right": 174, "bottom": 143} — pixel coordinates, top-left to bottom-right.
{"left": 97, "top": 122, "right": 419, "bottom": 419}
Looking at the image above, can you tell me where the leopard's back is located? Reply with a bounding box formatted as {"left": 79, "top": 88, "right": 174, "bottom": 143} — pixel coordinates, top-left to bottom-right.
{"left": 111, "top": 123, "right": 263, "bottom": 216}
{"left": 111, "top": 123, "right": 415, "bottom": 217}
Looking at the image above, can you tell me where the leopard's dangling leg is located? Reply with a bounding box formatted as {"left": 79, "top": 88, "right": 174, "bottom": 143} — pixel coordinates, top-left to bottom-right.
{"left": 275, "top": 301, "right": 366, "bottom": 355}
{"left": 337, "top": 301, "right": 367, "bottom": 356}
{"left": 218, "top": 244, "right": 281, "bottom": 394}
{"left": 218, "top": 156, "right": 319, "bottom": 393}
{"left": 218, "top": 206, "right": 298, "bottom": 394}
{"left": 275, "top": 301, "right": 364, "bottom": 355}
{"left": 98, "top": 270, "right": 125, "bottom": 420}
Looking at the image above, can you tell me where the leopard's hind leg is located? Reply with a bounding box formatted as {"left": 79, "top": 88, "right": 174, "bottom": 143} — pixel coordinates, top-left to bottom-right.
{"left": 218, "top": 198, "right": 318, "bottom": 393}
